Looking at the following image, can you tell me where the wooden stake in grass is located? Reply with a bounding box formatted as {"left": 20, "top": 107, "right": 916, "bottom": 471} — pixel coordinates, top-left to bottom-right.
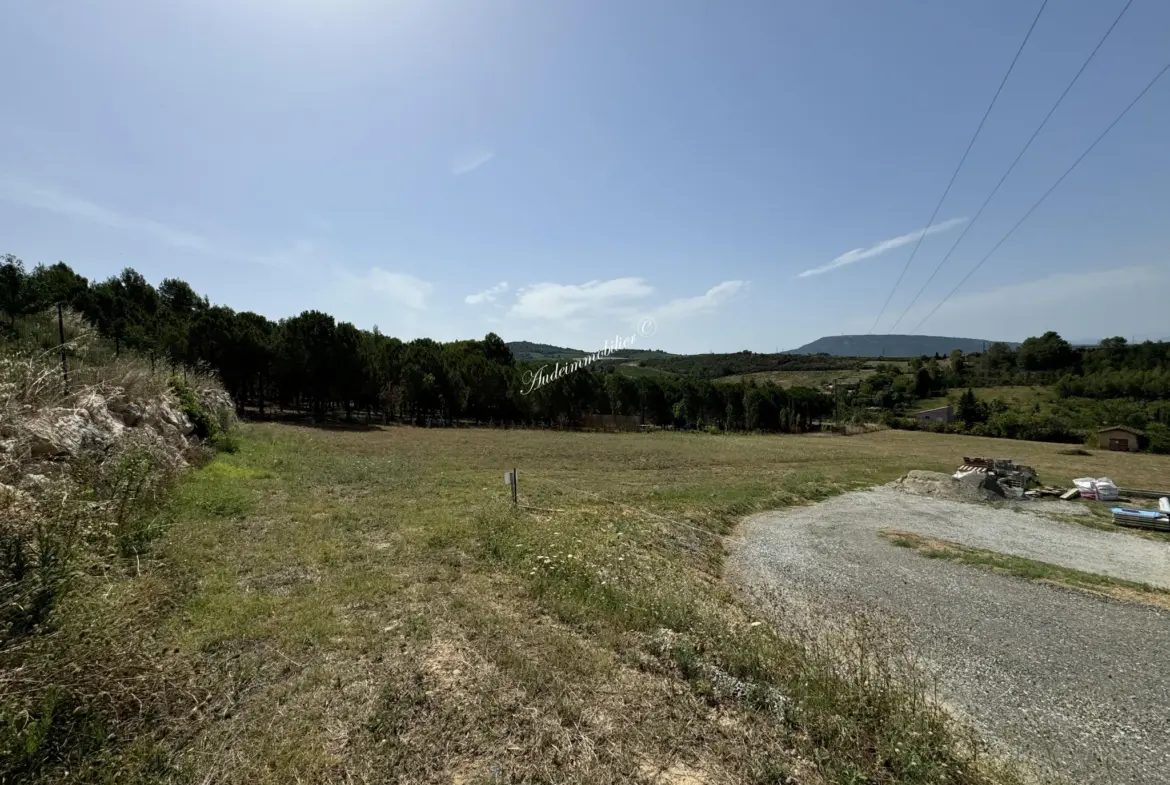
{"left": 505, "top": 469, "right": 518, "bottom": 506}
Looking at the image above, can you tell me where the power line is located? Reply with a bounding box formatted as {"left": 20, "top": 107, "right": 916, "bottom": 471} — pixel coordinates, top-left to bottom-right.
{"left": 888, "top": 0, "right": 1135, "bottom": 332}
{"left": 911, "top": 58, "right": 1170, "bottom": 334}
{"left": 868, "top": 0, "right": 1049, "bottom": 334}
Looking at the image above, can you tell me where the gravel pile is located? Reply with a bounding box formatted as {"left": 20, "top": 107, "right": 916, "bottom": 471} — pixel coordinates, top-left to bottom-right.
{"left": 728, "top": 488, "right": 1170, "bottom": 784}
{"left": 893, "top": 469, "right": 1005, "bottom": 502}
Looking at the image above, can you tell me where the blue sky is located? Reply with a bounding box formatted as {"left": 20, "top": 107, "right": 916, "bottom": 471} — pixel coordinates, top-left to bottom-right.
{"left": 2, "top": 0, "right": 1168, "bottom": 352}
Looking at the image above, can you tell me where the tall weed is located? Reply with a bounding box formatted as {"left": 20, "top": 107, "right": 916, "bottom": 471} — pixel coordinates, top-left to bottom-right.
{"left": 0, "top": 338, "right": 231, "bottom": 781}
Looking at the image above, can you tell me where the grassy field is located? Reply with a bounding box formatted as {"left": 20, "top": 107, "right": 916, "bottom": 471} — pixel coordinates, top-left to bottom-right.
{"left": 614, "top": 361, "right": 680, "bottom": 378}
{"left": 35, "top": 425, "right": 1170, "bottom": 784}
{"left": 716, "top": 368, "right": 876, "bottom": 388}
{"left": 914, "top": 386, "right": 1054, "bottom": 412}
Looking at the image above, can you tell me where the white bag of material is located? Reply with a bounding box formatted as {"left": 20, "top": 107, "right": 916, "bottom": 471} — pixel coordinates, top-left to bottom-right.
{"left": 1094, "top": 477, "right": 1119, "bottom": 502}
{"left": 1073, "top": 478, "right": 1099, "bottom": 499}
{"left": 1158, "top": 497, "right": 1169, "bottom": 514}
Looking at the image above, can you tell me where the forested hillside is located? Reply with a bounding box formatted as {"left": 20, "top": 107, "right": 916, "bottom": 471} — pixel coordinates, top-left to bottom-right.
{"left": 848, "top": 333, "right": 1170, "bottom": 451}
{"left": 4, "top": 255, "right": 1167, "bottom": 448}
{"left": 0, "top": 255, "right": 833, "bottom": 433}
{"left": 640, "top": 351, "right": 867, "bottom": 378}
{"left": 505, "top": 341, "right": 586, "bottom": 361}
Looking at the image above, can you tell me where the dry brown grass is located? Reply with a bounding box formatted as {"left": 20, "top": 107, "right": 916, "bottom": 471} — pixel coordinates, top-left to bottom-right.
{"left": 20, "top": 424, "right": 1158, "bottom": 783}
{"left": 0, "top": 342, "right": 234, "bottom": 782}
{"left": 17, "top": 423, "right": 1167, "bottom": 782}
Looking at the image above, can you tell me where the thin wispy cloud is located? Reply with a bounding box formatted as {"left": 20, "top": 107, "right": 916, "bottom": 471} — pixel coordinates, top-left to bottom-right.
{"left": 901, "top": 265, "right": 1163, "bottom": 337}
{"left": 464, "top": 281, "right": 509, "bottom": 305}
{"left": 334, "top": 267, "right": 434, "bottom": 311}
{"left": 510, "top": 278, "right": 654, "bottom": 320}
{"left": 1, "top": 176, "right": 211, "bottom": 250}
{"left": 798, "top": 217, "right": 967, "bottom": 279}
{"left": 0, "top": 176, "right": 300, "bottom": 267}
{"left": 652, "top": 280, "right": 747, "bottom": 321}
{"left": 450, "top": 151, "right": 495, "bottom": 176}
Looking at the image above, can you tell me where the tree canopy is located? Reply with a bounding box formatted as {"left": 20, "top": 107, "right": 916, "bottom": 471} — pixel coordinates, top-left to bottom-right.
{"left": 0, "top": 255, "right": 834, "bottom": 432}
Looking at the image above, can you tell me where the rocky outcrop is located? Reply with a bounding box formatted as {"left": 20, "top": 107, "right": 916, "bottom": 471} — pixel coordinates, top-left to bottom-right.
{"left": 14, "top": 391, "right": 195, "bottom": 464}
{"left": 0, "top": 379, "right": 227, "bottom": 491}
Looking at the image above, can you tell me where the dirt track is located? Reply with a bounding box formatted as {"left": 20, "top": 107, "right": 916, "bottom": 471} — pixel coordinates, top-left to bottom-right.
{"left": 728, "top": 486, "right": 1170, "bottom": 785}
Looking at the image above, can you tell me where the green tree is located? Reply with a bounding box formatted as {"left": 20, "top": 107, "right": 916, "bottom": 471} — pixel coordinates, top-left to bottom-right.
{"left": 956, "top": 388, "right": 985, "bottom": 425}
{"left": 333, "top": 322, "right": 365, "bottom": 420}
{"left": 1017, "top": 331, "right": 1077, "bottom": 373}
{"left": 28, "top": 262, "right": 88, "bottom": 308}
{"left": 0, "top": 255, "right": 40, "bottom": 326}
{"left": 914, "top": 367, "right": 933, "bottom": 399}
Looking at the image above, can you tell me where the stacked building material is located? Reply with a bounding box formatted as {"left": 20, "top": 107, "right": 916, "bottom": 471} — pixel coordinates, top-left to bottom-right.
{"left": 1074, "top": 477, "right": 1120, "bottom": 501}
{"left": 955, "top": 457, "right": 1037, "bottom": 500}
{"left": 1111, "top": 506, "right": 1170, "bottom": 532}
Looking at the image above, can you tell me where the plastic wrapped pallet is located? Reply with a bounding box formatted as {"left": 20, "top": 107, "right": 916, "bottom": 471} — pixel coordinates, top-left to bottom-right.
{"left": 1095, "top": 478, "right": 1120, "bottom": 502}
{"left": 1073, "top": 477, "right": 1119, "bottom": 502}
{"left": 1073, "top": 478, "right": 1099, "bottom": 500}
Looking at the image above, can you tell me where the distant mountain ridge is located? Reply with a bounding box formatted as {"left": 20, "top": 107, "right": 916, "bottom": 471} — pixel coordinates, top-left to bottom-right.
{"left": 788, "top": 334, "right": 1019, "bottom": 357}
{"left": 506, "top": 341, "right": 676, "bottom": 362}
{"left": 508, "top": 336, "right": 1018, "bottom": 361}
{"left": 506, "top": 341, "right": 586, "bottom": 361}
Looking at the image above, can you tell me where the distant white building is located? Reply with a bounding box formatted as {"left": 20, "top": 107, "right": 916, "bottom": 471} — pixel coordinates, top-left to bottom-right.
{"left": 913, "top": 404, "right": 954, "bottom": 424}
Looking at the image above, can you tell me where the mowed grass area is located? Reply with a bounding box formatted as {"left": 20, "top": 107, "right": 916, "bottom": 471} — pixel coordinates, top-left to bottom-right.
{"left": 716, "top": 368, "right": 877, "bottom": 388}
{"left": 615, "top": 361, "right": 680, "bottom": 378}
{"left": 56, "top": 426, "right": 1170, "bottom": 784}
{"left": 914, "top": 386, "right": 1055, "bottom": 412}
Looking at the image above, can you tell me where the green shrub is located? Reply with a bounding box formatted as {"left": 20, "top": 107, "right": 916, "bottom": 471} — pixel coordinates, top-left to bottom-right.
{"left": 1145, "top": 422, "right": 1170, "bottom": 454}
{"left": 169, "top": 375, "right": 218, "bottom": 440}
{"left": 213, "top": 404, "right": 236, "bottom": 435}
{"left": 211, "top": 432, "right": 241, "bottom": 454}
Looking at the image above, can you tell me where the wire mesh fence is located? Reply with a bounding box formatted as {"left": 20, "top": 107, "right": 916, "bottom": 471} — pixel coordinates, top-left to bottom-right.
{"left": 0, "top": 306, "right": 121, "bottom": 389}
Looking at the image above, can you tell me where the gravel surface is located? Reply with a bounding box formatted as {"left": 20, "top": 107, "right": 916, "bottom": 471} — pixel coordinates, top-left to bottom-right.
{"left": 728, "top": 485, "right": 1170, "bottom": 784}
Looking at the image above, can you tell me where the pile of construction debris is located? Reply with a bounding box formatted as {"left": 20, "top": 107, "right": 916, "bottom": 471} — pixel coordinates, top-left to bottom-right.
{"left": 894, "top": 469, "right": 1005, "bottom": 502}
{"left": 897, "top": 459, "right": 1170, "bottom": 533}
{"left": 952, "top": 457, "right": 1037, "bottom": 500}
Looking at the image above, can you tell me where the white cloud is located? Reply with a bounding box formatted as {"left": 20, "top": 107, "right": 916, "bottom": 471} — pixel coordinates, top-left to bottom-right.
{"left": 652, "top": 280, "right": 747, "bottom": 321}
{"left": 0, "top": 176, "right": 300, "bottom": 267}
{"left": 464, "top": 281, "right": 509, "bottom": 305}
{"left": 335, "top": 267, "right": 434, "bottom": 311}
{"left": 510, "top": 277, "right": 654, "bottom": 320}
{"left": 798, "top": 217, "right": 967, "bottom": 278}
{"left": 451, "top": 151, "right": 495, "bottom": 176}
{"left": 1, "top": 177, "right": 207, "bottom": 248}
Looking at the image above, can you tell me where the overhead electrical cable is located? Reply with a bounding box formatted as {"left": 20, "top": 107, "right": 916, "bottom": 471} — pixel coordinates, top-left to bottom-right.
{"left": 910, "top": 58, "right": 1170, "bottom": 333}
{"left": 868, "top": 0, "right": 1049, "bottom": 333}
{"left": 887, "top": 0, "right": 1135, "bottom": 332}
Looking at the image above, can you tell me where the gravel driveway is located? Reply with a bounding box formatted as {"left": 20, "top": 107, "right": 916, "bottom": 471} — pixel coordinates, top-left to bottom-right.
{"left": 727, "top": 486, "right": 1170, "bottom": 785}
